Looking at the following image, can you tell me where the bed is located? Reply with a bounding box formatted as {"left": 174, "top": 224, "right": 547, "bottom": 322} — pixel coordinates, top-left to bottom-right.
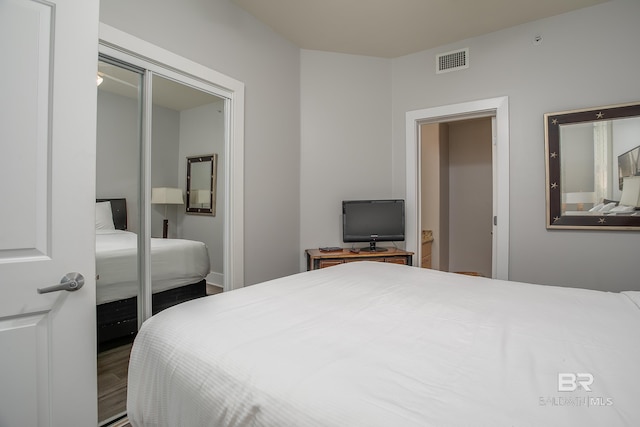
{"left": 96, "top": 199, "right": 210, "bottom": 350}
{"left": 127, "top": 261, "right": 640, "bottom": 426}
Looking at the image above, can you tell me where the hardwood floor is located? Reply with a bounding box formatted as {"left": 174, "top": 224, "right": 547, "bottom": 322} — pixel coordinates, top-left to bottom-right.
{"left": 109, "top": 417, "right": 132, "bottom": 427}
{"left": 98, "top": 342, "right": 132, "bottom": 423}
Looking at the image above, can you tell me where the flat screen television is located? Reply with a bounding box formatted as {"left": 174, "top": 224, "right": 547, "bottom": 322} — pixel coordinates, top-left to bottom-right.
{"left": 342, "top": 199, "right": 405, "bottom": 252}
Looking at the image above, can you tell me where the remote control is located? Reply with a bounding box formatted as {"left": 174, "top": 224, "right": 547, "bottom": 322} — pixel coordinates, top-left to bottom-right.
{"left": 319, "top": 247, "right": 342, "bottom": 252}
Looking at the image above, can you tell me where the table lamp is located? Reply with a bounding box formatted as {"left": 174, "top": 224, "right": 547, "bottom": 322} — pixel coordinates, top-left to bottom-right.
{"left": 151, "top": 187, "right": 184, "bottom": 238}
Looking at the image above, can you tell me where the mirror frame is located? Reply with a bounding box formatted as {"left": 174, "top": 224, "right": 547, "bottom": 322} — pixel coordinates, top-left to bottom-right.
{"left": 545, "top": 102, "right": 640, "bottom": 230}
{"left": 186, "top": 154, "right": 217, "bottom": 216}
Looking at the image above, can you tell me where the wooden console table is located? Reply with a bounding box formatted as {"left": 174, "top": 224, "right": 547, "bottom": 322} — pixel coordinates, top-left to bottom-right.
{"left": 305, "top": 248, "right": 414, "bottom": 271}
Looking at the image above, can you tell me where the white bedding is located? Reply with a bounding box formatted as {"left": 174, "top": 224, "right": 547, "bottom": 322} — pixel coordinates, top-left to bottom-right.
{"left": 96, "top": 230, "right": 210, "bottom": 304}
{"left": 127, "top": 262, "right": 640, "bottom": 427}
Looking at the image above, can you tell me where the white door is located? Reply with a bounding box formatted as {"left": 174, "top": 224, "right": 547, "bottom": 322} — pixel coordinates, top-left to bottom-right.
{"left": 0, "top": 0, "right": 99, "bottom": 426}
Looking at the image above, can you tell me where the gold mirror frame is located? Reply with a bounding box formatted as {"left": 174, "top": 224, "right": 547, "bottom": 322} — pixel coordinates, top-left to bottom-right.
{"left": 545, "top": 102, "right": 640, "bottom": 230}
{"left": 186, "top": 154, "right": 217, "bottom": 216}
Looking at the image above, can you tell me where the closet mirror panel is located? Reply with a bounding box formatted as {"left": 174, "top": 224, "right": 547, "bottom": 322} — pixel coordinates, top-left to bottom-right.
{"left": 149, "top": 74, "right": 222, "bottom": 330}
{"left": 96, "top": 58, "right": 143, "bottom": 423}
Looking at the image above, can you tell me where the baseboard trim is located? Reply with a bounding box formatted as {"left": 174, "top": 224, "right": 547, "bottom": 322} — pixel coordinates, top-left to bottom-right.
{"left": 206, "top": 271, "right": 224, "bottom": 287}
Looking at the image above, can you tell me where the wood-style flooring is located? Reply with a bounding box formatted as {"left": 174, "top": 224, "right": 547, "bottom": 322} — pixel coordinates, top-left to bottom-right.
{"left": 98, "top": 342, "right": 132, "bottom": 423}
{"left": 109, "top": 417, "right": 132, "bottom": 427}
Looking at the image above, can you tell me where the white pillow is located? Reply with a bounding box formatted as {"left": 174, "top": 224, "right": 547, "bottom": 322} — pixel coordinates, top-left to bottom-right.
{"left": 96, "top": 201, "right": 115, "bottom": 230}
{"left": 599, "top": 202, "right": 617, "bottom": 213}
{"left": 589, "top": 203, "right": 604, "bottom": 212}
{"left": 610, "top": 205, "right": 635, "bottom": 213}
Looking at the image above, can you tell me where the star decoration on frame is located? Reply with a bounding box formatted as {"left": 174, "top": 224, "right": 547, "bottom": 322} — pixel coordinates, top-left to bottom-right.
{"left": 551, "top": 182, "right": 558, "bottom": 189}
{"left": 550, "top": 152, "right": 558, "bottom": 158}
{"left": 553, "top": 216, "right": 560, "bottom": 222}
{"left": 596, "top": 112, "right": 604, "bottom": 119}
{"left": 598, "top": 217, "right": 606, "bottom": 224}
{"left": 551, "top": 118, "right": 558, "bottom": 125}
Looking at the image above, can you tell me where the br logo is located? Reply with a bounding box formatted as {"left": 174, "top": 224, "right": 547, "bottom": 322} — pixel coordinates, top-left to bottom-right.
{"left": 558, "top": 373, "right": 594, "bottom": 392}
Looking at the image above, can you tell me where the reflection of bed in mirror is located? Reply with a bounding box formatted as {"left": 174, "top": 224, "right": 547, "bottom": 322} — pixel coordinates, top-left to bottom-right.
{"left": 96, "top": 198, "right": 210, "bottom": 350}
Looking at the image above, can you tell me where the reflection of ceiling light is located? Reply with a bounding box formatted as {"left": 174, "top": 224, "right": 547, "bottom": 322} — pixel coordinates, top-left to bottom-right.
{"left": 96, "top": 75, "right": 104, "bottom": 86}
{"left": 101, "top": 73, "right": 138, "bottom": 89}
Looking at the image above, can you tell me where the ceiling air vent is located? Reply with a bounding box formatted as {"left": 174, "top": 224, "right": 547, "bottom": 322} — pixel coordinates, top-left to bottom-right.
{"left": 436, "top": 48, "right": 469, "bottom": 74}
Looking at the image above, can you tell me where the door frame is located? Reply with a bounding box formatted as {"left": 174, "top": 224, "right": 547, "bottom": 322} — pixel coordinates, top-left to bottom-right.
{"left": 405, "top": 96, "right": 509, "bottom": 279}
{"left": 98, "top": 24, "right": 245, "bottom": 293}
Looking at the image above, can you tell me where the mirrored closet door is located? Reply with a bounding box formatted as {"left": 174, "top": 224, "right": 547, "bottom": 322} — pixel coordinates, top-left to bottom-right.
{"left": 96, "top": 57, "right": 143, "bottom": 424}
{"left": 96, "top": 56, "right": 228, "bottom": 425}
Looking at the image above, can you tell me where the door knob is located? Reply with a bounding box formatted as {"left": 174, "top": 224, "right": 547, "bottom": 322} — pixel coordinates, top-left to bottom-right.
{"left": 37, "top": 272, "right": 85, "bottom": 294}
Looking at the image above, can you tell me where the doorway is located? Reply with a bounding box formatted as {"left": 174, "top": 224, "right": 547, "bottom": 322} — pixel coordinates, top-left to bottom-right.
{"left": 405, "top": 97, "right": 510, "bottom": 280}
{"left": 420, "top": 118, "right": 493, "bottom": 277}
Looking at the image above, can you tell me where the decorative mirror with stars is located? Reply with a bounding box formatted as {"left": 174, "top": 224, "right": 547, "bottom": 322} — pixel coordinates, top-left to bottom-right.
{"left": 545, "top": 102, "right": 640, "bottom": 230}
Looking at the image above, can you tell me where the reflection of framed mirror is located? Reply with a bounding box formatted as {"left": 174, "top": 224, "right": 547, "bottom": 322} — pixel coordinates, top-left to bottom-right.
{"left": 186, "top": 154, "right": 217, "bottom": 216}
{"left": 545, "top": 102, "right": 640, "bottom": 230}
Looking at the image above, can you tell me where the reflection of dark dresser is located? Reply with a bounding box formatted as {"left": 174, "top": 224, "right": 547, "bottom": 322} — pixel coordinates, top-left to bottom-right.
{"left": 305, "top": 248, "right": 413, "bottom": 271}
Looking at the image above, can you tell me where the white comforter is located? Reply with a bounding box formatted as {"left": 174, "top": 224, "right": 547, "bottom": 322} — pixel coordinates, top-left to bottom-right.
{"left": 96, "top": 230, "right": 210, "bottom": 304}
{"left": 127, "top": 262, "right": 640, "bottom": 427}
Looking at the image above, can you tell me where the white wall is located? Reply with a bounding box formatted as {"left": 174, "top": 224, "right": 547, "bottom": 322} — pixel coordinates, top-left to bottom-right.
{"left": 97, "top": 90, "right": 181, "bottom": 234}
{"left": 420, "top": 123, "right": 448, "bottom": 270}
{"left": 299, "top": 50, "right": 393, "bottom": 266}
{"left": 177, "top": 101, "right": 225, "bottom": 285}
{"left": 447, "top": 118, "right": 493, "bottom": 277}
{"left": 150, "top": 105, "right": 181, "bottom": 238}
{"left": 392, "top": 0, "right": 640, "bottom": 291}
{"left": 96, "top": 90, "right": 139, "bottom": 230}
{"left": 100, "top": 0, "right": 301, "bottom": 285}
{"left": 560, "top": 124, "right": 595, "bottom": 194}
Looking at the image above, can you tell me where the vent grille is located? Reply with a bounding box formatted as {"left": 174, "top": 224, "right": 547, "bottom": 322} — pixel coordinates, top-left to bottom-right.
{"left": 436, "top": 48, "right": 469, "bottom": 74}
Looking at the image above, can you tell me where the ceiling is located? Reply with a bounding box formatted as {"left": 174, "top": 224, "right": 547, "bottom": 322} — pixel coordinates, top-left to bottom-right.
{"left": 99, "top": 0, "right": 609, "bottom": 109}
{"left": 98, "top": 61, "right": 223, "bottom": 111}
{"left": 232, "top": 0, "right": 609, "bottom": 58}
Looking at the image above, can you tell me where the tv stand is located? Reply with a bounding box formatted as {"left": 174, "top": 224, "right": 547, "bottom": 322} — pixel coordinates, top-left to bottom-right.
{"left": 361, "top": 241, "right": 388, "bottom": 252}
{"left": 305, "top": 248, "right": 413, "bottom": 270}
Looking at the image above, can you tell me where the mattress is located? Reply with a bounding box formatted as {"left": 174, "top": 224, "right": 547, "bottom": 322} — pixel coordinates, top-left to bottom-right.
{"left": 127, "top": 262, "right": 640, "bottom": 427}
{"left": 96, "top": 230, "right": 210, "bottom": 304}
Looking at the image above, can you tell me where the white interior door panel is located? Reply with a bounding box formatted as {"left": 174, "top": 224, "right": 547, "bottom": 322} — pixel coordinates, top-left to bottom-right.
{"left": 0, "top": 0, "right": 99, "bottom": 425}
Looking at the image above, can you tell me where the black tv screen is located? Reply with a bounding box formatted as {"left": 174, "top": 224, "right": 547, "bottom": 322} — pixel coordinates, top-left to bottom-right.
{"left": 342, "top": 199, "right": 405, "bottom": 252}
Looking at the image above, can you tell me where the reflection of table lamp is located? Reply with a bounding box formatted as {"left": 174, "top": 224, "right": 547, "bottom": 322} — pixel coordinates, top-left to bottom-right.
{"left": 564, "top": 192, "right": 595, "bottom": 211}
{"left": 620, "top": 176, "right": 640, "bottom": 208}
{"left": 193, "top": 189, "right": 211, "bottom": 208}
{"left": 151, "top": 187, "right": 184, "bottom": 238}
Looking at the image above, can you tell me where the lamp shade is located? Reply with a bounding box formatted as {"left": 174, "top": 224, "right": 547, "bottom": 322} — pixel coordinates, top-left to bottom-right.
{"left": 620, "top": 176, "right": 640, "bottom": 208}
{"left": 151, "top": 187, "right": 184, "bottom": 205}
